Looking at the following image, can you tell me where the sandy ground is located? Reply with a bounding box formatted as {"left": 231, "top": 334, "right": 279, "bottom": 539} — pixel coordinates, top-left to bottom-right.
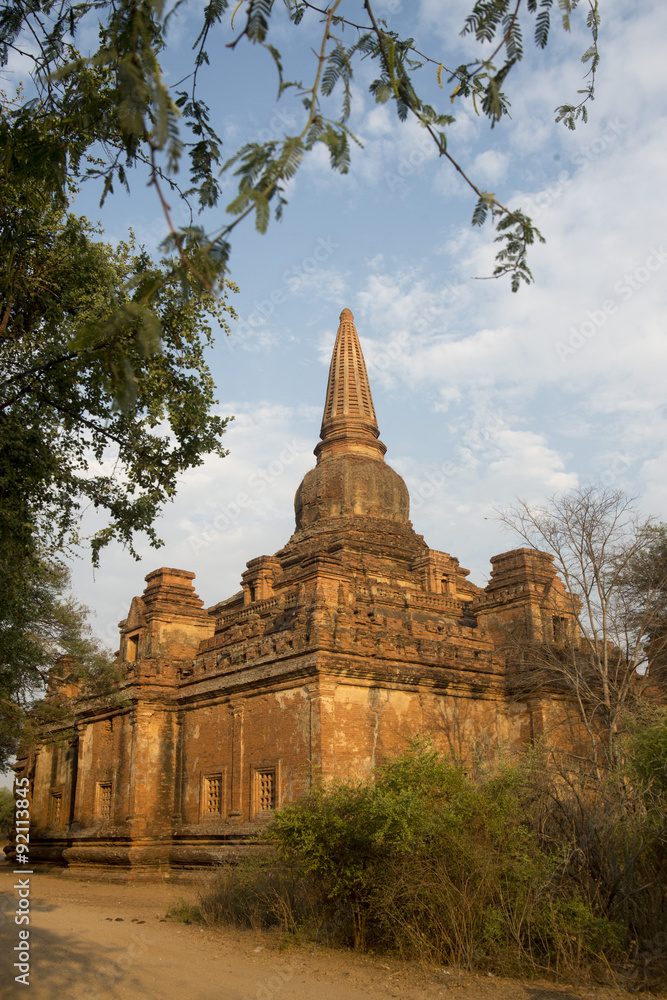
{"left": 0, "top": 863, "right": 663, "bottom": 1000}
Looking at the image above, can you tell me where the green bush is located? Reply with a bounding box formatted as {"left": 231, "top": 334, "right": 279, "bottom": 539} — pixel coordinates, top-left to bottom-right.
{"left": 197, "top": 736, "right": 667, "bottom": 985}
{"left": 626, "top": 709, "right": 667, "bottom": 796}
{"left": 267, "top": 741, "right": 621, "bottom": 972}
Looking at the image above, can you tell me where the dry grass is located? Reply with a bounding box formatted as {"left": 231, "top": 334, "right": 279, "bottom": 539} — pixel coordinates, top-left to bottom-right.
{"left": 195, "top": 747, "right": 667, "bottom": 990}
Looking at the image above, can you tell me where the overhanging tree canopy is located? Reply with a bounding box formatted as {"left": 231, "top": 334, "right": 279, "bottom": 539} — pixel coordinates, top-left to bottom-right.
{"left": 0, "top": 104, "right": 234, "bottom": 562}
{"left": 1, "top": 0, "right": 601, "bottom": 293}
{"left": 0, "top": 94, "right": 235, "bottom": 759}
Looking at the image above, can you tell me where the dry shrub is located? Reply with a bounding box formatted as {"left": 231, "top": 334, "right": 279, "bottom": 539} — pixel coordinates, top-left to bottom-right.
{"left": 197, "top": 736, "right": 667, "bottom": 988}
{"left": 197, "top": 858, "right": 325, "bottom": 938}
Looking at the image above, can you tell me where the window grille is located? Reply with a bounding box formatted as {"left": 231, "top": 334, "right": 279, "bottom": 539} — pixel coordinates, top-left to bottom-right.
{"left": 256, "top": 769, "right": 276, "bottom": 812}
{"left": 97, "top": 782, "right": 112, "bottom": 819}
{"left": 203, "top": 774, "right": 222, "bottom": 815}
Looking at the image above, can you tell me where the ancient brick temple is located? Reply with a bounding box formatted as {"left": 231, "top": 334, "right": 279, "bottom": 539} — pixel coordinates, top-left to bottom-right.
{"left": 15, "top": 308, "right": 579, "bottom": 873}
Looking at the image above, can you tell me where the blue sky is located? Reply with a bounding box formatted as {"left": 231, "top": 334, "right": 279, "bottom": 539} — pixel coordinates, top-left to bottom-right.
{"left": 6, "top": 0, "right": 667, "bottom": 650}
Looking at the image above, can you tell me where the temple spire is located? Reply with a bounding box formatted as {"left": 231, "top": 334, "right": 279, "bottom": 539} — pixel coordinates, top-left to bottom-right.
{"left": 315, "top": 308, "right": 386, "bottom": 462}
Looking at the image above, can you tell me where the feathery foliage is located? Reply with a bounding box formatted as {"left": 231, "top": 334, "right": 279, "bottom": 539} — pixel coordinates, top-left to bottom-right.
{"left": 1, "top": 0, "right": 602, "bottom": 292}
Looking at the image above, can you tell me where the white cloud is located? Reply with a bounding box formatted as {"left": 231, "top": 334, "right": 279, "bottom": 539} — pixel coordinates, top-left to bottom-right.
{"left": 287, "top": 266, "right": 348, "bottom": 302}
{"left": 487, "top": 428, "right": 578, "bottom": 492}
{"left": 471, "top": 150, "right": 509, "bottom": 185}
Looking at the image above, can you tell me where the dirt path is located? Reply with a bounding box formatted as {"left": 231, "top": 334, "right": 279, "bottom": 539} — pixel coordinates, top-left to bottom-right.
{"left": 0, "top": 865, "right": 660, "bottom": 1000}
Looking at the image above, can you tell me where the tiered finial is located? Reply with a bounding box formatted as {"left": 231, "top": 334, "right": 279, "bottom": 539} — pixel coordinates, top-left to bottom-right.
{"left": 316, "top": 308, "right": 386, "bottom": 461}
{"left": 295, "top": 309, "right": 409, "bottom": 527}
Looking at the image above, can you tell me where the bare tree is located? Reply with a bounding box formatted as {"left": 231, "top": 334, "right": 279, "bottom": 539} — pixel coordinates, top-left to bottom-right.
{"left": 496, "top": 487, "right": 667, "bottom": 773}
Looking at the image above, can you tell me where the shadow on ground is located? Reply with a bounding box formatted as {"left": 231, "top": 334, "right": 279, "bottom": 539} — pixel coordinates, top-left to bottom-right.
{"left": 0, "top": 889, "right": 147, "bottom": 999}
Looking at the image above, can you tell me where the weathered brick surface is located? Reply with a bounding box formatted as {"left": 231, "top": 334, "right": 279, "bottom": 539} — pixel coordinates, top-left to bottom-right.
{"left": 14, "top": 309, "right": 600, "bottom": 872}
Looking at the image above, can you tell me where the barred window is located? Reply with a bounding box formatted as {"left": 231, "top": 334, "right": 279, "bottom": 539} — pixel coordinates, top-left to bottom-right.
{"left": 49, "top": 792, "right": 63, "bottom": 825}
{"left": 97, "top": 781, "right": 112, "bottom": 820}
{"left": 203, "top": 774, "right": 222, "bottom": 816}
{"left": 255, "top": 768, "right": 276, "bottom": 813}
